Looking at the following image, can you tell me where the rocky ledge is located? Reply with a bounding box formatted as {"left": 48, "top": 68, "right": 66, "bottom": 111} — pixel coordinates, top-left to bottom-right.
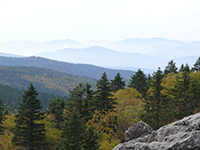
{"left": 113, "top": 112, "right": 200, "bottom": 150}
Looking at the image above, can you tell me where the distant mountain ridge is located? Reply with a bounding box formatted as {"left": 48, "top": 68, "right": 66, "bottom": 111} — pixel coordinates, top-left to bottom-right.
{"left": 0, "top": 37, "right": 199, "bottom": 72}
{"left": 0, "top": 52, "right": 23, "bottom": 57}
{"left": 36, "top": 46, "right": 164, "bottom": 70}
{"left": 0, "top": 39, "right": 80, "bottom": 56}
{"left": 105, "top": 38, "right": 199, "bottom": 60}
{"left": 0, "top": 56, "right": 135, "bottom": 79}
{"left": 36, "top": 45, "right": 199, "bottom": 71}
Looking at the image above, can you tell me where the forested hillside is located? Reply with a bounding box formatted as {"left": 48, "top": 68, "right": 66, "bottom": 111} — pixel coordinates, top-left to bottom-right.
{"left": 0, "top": 84, "right": 63, "bottom": 111}
{"left": 0, "top": 66, "right": 96, "bottom": 96}
{"left": 0, "top": 56, "right": 134, "bottom": 79}
{"left": 0, "top": 57, "right": 199, "bottom": 150}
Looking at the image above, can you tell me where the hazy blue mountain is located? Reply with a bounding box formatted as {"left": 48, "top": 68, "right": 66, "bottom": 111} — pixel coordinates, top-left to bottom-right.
{"left": 150, "top": 45, "right": 200, "bottom": 59}
{"left": 102, "top": 38, "right": 199, "bottom": 68}
{"left": 0, "top": 41, "right": 41, "bottom": 56}
{"left": 0, "top": 39, "right": 80, "bottom": 56}
{"left": 111, "top": 38, "right": 185, "bottom": 47}
{"left": 188, "top": 41, "right": 200, "bottom": 47}
{"left": 0, "top": 52, "right": 23, "bottom": 57}
{"left": 0, "top": 38, "right": 199, "bottom": 72}
{"left": 0, "top": 56, "right": 135, "bottom": 79}
{"left": 105, "top": 37, "right": 186, "bottom": 53}
{"left": 36, "top": 46, "right": 165, "bottom": 70}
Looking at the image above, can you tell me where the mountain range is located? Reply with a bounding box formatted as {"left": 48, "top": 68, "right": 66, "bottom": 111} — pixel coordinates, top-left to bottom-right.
{"left": 36, "top": 46, "right": 164, "bottom": 71}
{"left": 0, "top": 37, "right": 199, "bottom": 73}
{"left": 0, "top": 56, "right": 135, "bottom": 79}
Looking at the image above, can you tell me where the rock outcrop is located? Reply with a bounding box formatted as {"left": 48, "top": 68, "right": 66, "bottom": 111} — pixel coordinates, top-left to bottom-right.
{"left": 113, "top": 112, "right": 200, "bottom": 150}
{"left": 125, "top": 121, "right": 153, "bottom": 141}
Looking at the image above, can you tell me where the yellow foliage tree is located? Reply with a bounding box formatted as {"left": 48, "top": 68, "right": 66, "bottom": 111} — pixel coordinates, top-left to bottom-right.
{"left": 113, "top": 87, "right": 145, "bottom": 139}
{"left": 87, "top": 87, "right": 145, "bottom": 150}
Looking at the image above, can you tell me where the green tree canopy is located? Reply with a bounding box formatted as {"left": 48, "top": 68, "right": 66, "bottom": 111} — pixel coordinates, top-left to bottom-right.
{"left": 83, "top": 125, "right": 101, "bottom": 150}
{"left": 47, "top": 97, "right": 66, "bottom": 129}
{"left": 179, "top": 63, "right": 190, "bottom": 72}
{"left": 0, "top": 97, "right": 5, "bottom": 135}
{"left": 164, "top": 59, "right": 178, "bottom": 74}
{"left": 166, "top": 71, "right": 199, "bottom": 119}
{"left": 67, "top": 83, "right": 94, "bottom": 123}
{"left": 143, "top": 68, "right": 167, "bottom": 129}
{"left": 192, "top": 56, "right": 200, "bottom": 71}
{"left": 12, "top": 82, "right": 46, "bottom": 150}
{"left": 57, "top": 109, "right": 86, "bottom": 150}
{"left": 94, "top": 72, "right": 116, "bottom": 113}
{"left": 128, "top": 68, "right": 148, "bottom": 98}
{"left": 110, "top": 73, "right": 126, "bottom": 93}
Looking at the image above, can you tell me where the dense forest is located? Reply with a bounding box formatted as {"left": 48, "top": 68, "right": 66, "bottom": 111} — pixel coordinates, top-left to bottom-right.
{"left": 0, "top": 66, "right": 97, "bottom": 96}
{"left": 0, "top": 56, "right": 134, "bottom": 79}
{"left": 0, "top": 84, "right": 66, "bottom": 112}
{"left": 0, "top": 56, "right": 199, "bottom": 150}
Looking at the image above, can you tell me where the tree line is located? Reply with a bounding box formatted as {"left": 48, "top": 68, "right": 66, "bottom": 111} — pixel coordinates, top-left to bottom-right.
{"left": 0, "top": 56, "right": 199, "bottom": 149}
{"left": 137, "top": 57, "right": 200, "bottom": 129}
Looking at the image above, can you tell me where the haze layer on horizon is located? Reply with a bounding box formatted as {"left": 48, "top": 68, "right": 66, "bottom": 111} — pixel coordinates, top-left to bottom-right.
{"left": 0, "top": 0, "right": 200, "bottom": 43}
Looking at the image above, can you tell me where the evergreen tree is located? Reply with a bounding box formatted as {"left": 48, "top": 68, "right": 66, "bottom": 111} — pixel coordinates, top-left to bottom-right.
{"left": 143, "top": 68, "right": 166, "bottom": 129}
{"left": 110, "top": 73, "right": 126, "bottom": 93}
{"left": 47, "top": 97, "right": 65, "bottom": 129}
{"left": 57, "top": 109, "right": 86, "bottom": 150}
{"left": 187, "top": 78, "right": 200, "bottom": 112}
{"left": 164, "top": 59, "right": 178, "bottom": 74}
{"left": 0, "top": 97, "right": 5, "bottom": 135}
{"left": 94, "top": 72, "right": 116, "bottom": 112}
{"left": 12, "top": 82, "right": 46, "bottom": 150}
{"left": 192, "top": 56, "right": 200, "bottom": 71}
{"left": 146, "top": 73, "right": 152, "bottom": 90}
{"left": 67, "top": 83, "right": 94, "bottom": 122}
{"left": 83, "top": 125, "right": 101, "bottom": 150}
{"left": 179, "top": 63, "right": 190, "bottom": 72}
{"left": 167, "top": 71, "right": 195, "bottom": 119}
{"left": 128, "top": 68, "right": 147, "bottom": 98}
{"left": 82, "top": 83, "right": 94, "bottom": 122}
{"left": 67, "top": 83, "right": 85, "bottom": 113}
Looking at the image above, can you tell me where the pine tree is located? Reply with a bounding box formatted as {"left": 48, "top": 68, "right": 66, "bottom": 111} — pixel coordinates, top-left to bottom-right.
{"left": 146, "top": 73, "right": 152, "bottom": 90}
{"left": 0, "top": 97, "right": 5, "bottom": 135}
{"left": 110, "top": 73, "right": 125, "bottom": 93}
{"left": 12, "top": 82, "right": 46, "bottom": 150}
{"left": 143, "top": 68, "right": 167, "bottom": 129}
{"left": 47, "top": 97, "right": 65, "bottom": 129}
{"left": 94, "top": 72, "right": 116, "bottom": 112}
{"left": 82, "top": 83, "right": 94, "bottom": 122}
{"left": 128, "top": 68, "right": 147, "bottom": 98}
{"left": 67, "top": 83, "right": 85, "bottom": 112}
{"left": 67, "top": 83, "right": 94, "bottom": 123}
{"left": 83, "top": 125, "right": 101, "bottom": 150}
{"left": 179, "top": 63, "right": 190, "bottom": 72}
{"left": 187, "top": 78, "right": 200, "bottom": 113}
{"left": 192, "top": 56, "right": 200, "bottom": 71}
{"left": 57, "top": 109, "right": 86, "bottom": 150}
{"left": 167, "top": 71, "right": 195, "bottom": 119}
{"left": 164, "top": 59, "right": 178, "bottom": 74}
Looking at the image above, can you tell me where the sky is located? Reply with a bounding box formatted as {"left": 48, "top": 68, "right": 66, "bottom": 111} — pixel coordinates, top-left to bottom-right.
{"left": 0, "top": 0, "right": 200, "bottom": 43}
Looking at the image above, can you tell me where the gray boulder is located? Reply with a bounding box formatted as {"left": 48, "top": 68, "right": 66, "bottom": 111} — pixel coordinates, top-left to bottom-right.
{"left": 125, "top": 121, "right": 153, "bottom": 141}
{"left": 113, "top": 112, "right": 200, "bottom": 150}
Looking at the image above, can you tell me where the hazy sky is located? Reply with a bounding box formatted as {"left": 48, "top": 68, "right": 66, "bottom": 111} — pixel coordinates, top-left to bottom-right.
{"left": 0, "top": 0, "right": 200, "bottom": 43}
